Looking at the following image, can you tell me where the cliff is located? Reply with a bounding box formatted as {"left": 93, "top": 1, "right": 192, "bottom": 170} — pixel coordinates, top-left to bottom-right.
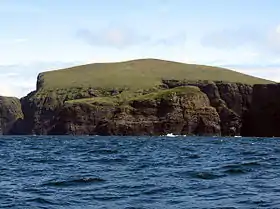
{"left": 49, "top": 86, "right": 221, "bottom": 135}
{"left": 162, "top": 80, "right": 253, "bottom": 136}
{"left": 0, "top": 96, "right": 23, "bottom": 134}
{"left": 241, "top": 84, "right": 280, "bottom": 137}
{"left": 7, "top": 58, "right": 277, "bottom": 136}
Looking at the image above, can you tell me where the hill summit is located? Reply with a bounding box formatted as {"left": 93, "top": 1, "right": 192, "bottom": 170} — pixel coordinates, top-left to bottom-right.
{"left": 38, "top": 58, "right": 273, "bottom": 90}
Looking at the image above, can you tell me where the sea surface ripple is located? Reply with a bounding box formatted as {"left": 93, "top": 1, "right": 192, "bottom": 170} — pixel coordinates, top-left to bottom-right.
{"left": 1, "top": 136, "right": 280, "bottom": 208}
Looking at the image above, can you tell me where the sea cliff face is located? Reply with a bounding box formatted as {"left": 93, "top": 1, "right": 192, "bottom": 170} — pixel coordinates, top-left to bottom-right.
{"left": 8, "top": 77, "right": 256, "bottom": 136}
{"left": 6, "top": 80, "right": 280, "bottom": 137}
{"left": 162, "top": 80, "right": 253, "bottom": 136}
{"left": 3, "top": 67, "right": 280, "bottom": 136}
{"left": 14, "top": 85, "right": 222, "bottom": 136}
{"left": 49, "top": 86, "right": 221, "bottom": 136}
{"left": 241, "top": 84, "right": 280, "bottom": 137}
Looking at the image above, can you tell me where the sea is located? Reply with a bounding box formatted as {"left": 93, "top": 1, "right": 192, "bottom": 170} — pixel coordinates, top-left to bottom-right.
{"left": 1, "top": 136, "right": 280, "bottom": 209}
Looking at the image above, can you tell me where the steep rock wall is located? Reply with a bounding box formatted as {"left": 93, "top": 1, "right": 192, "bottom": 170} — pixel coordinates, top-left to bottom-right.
{"left": 162, "top": 80, "right": 253, "bottom": 136}
{"left": 49, "top": 86, "right": 221, "bottom": 136}
{"left": 242, "top": 84, "right": 280, "bottom": 137}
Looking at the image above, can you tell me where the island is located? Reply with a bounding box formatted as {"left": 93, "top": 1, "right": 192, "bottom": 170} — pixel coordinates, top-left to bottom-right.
{"left": 0, "top": 58, "right": 279, "bottom": 137}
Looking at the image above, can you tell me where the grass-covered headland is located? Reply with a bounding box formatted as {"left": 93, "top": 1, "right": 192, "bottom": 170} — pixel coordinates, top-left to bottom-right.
{"left": 35, "top": 58, "right": 273, "bottom": 105}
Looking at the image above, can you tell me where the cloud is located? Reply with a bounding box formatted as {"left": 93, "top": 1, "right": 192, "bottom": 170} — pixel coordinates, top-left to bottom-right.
{"left": 200, "top": 26, "right": 264, "bottom": 49}
{"left": 0, "top": 62, "right": 79, "bottom": 97}
{"left": 76, "top": 26, "right": 151, "bottom": 49}
{"left": 0, "top": 38, "right": 28, "bottom": 46}
{"left": 0, "top": 72, "right": 20, "bottom": 78}
{"left": 76, "top": 25, "right": 186, "bottom": 49}
{"left": 153, "top": 33, "right": 186, "bottom": 46}
{"left": 13, "top": 38, "right": 28, "bottom": 43}
{"left": 200, "top": 25, "right": 280, "bottom": 55}
{"left": 227, "top": 66, "right": 280, "bottom": 82}
{"left": 156, "top": 0, "right": 172, "bottom": 13}
{"left": 266, "top": 25, "right": 280, "bottom": 54}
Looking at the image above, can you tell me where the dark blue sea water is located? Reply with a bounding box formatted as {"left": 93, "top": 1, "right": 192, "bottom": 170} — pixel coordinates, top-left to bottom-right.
{"left": 1, "top": 136, "right": 280, "bottom": 209}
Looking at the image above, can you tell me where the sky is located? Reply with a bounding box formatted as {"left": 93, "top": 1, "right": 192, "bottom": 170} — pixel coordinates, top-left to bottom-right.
{"left": 1, "top": 0, "right": 280, "bottom": 97}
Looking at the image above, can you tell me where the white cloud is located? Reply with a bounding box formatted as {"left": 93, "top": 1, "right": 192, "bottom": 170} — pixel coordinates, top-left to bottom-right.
{"left": 201, "top": 24, "right": 280, "bottom": 56}
{"left": 76, "top": 24, "right": 187, "bottom": 49}
{"left": 194, "top": 24, "right": 280, "bottom": 69}
{"left": 13, "top": 38, "right": 28, "bottom": 43}
{"left": 0, "top": 62, "right": 80, "bottom": 97}
{"left": 153, "top": 33, "right": 186, "bottom": 46}
{"left": 156, "top": 0, "right": 172, "bottom": 14}
{"left": 200, "top": 26, "right": 263, "bottom": 50}
{"left": 267, "top": 25, "right": 280, "bottom": 54}
{"left": 0, "top": 72, "right": 20, "bottom": 78}
{"left": 0, "top": 38, "right": 28, "bottom": 45}
{"left": 76, "top": 26, "right": 151, "bottom": 49}
{"left": 276, "top": 25, "right": 280, "bottom": 34}
{"left": 229, "top": 66, "right": 280, "bottom": 82}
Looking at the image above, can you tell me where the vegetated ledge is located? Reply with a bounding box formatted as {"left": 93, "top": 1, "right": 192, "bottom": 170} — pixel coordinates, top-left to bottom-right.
{"left": 1, "top": 58, "right": 279, "bottom": 137}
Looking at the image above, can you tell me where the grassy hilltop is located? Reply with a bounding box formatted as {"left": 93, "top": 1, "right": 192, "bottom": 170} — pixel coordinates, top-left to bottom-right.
{"left": 33, "top": 58, "right": 274, "bottom": 106}
{"left": 39, "top": 58, "right": 273, "bottom": 90}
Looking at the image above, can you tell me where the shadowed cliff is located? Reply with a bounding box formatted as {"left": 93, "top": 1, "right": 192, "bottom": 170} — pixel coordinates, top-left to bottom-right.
{"left": 241, "top": 84, "right": 280, "bottom": 137}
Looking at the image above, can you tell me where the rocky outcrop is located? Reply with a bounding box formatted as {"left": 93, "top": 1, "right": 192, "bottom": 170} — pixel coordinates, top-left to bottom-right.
{"left": 49, "top": 86, "right": 221, "bottom": 136}
{"left": 0, "top": 96, "right": 23, "bottom": 134}
{"left": 162, "top": 80, "right": 253, "bottom": 136}
{"left": 10, "top": 90, "right": 63, "bottom": 135}
{"left": 12, "top": 84, "right": 103, "bottom": 135}
{"left": 241, "top": 84, "right": 280, "bottom": 137}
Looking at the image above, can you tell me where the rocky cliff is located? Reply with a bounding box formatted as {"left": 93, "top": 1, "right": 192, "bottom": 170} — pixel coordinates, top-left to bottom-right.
{"left": 0, "top": 96, "right": 23, "bottom": 134}
{"left": 241, "top": 84, "right": 280, "bottom": 137}
{"left": 5, "top": 58, "right": 279, "bottom": 137}
{"left": 13, "top": 80, "right": 280, "bottom": 137}
{"left": 11, "top": 79, "right": 254, "bottom": 136}
{"left": 162, "top": 80, "right": 253, "bottom": 136}
{"left": 49, "top": 86, "right": 221, "bottom": 135}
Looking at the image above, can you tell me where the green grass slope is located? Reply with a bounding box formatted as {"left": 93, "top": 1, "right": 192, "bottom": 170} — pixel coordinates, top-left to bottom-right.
{"left": 39, "top": 58, "right": 273, "bottom": 90}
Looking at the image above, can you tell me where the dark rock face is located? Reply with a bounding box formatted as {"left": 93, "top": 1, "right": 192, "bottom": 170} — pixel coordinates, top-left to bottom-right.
{"left": 11, "top": 89, "right": 68, "bottom": 135}
{"left": 24, "top": 93, "right": 65, "bottom": 135}
{"left": 0, "top": 96, "right": 23, "bottom": 134}
{"left": 162, "top": 80, "right": 253, "bottom": 136}
{"left": 242, "top": 84, "right": 280, "bottom": 137}
{"left": 8, "top": 80, "right": 280, "bottom": 137}
{"left": 10, "top": 79, "right": 257, "bottom": 136}
{"left": 49, "top": 87, "right": 221, "bottom": 136}
{"left": 49, "top": 103, "right": 115, "bottom": 135}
